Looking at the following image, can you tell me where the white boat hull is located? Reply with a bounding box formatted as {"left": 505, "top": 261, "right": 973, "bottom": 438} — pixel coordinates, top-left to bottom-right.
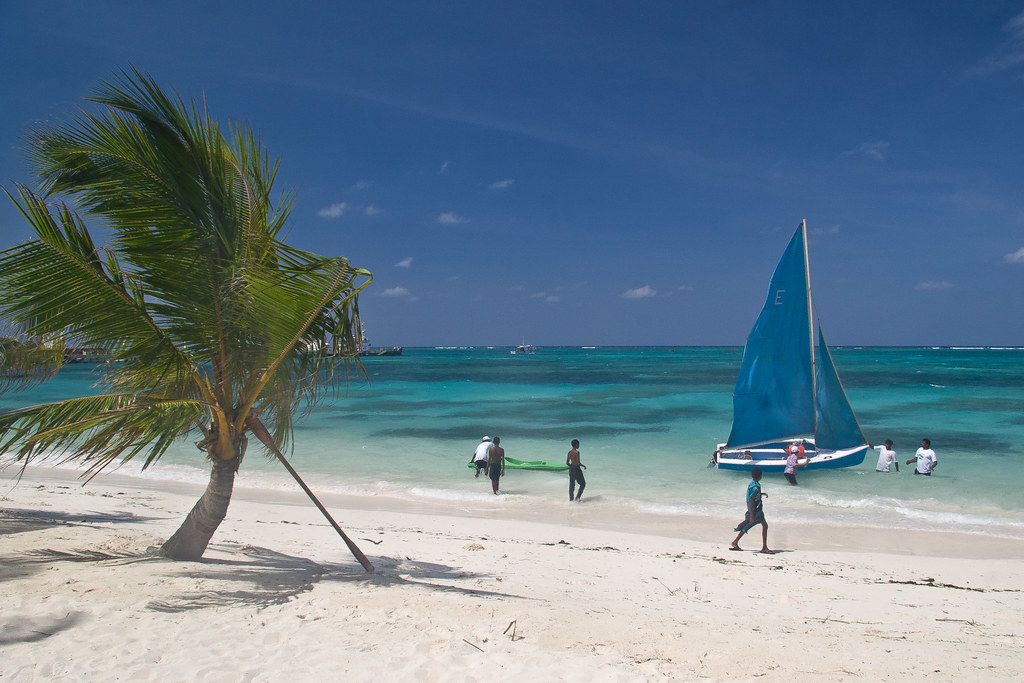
{"left": 714, "top": 439, "right": 868, "bottom": 472}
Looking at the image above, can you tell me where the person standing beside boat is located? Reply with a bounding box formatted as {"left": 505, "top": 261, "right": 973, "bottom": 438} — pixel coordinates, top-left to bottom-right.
{"left": 784, "top": 441, "right": 806, "bottom": 485}
{"left": 566, "top": 439, "right": 587, "bottom": 502}
{"left": 906, "top": 438, "right": 937, "bottom": 476}
{"left": 488, "top": 436, "right": 505, "bottom": 494}
{"left": 870, "top": 440, "right": 898, "bottom": 473}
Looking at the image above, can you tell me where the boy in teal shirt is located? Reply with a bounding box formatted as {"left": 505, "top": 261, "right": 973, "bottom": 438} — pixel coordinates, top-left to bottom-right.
{"left": 730, "top": 466, "right": 773, "bottom": 553}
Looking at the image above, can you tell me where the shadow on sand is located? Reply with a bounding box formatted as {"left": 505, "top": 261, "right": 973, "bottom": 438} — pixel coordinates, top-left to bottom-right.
{"left": 0, "top": 506, "right": 163, "bottom": 537}
{"left": 147, "top": 543, "right": 530, "bottom": 612}
{"left": 2, "top": 521, "right": 527, "bottom": 616}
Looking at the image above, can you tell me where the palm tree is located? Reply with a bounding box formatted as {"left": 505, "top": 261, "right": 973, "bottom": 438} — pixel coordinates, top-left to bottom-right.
{"left": 0, "top": 68, "right": 373, "bottom": 564}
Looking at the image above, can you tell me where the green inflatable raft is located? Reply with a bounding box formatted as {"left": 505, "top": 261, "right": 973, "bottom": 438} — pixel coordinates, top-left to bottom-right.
{"left": 467, "top": 457, "right": 568, "bottom": 472}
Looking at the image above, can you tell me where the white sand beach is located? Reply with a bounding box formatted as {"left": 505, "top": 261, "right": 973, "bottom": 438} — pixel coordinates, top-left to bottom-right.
{"left": 2, "top": 466, "right": 1023, "bottom": 682}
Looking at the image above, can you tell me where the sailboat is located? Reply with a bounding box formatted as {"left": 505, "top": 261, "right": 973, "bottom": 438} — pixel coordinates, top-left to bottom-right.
{"left": 715, "top": 220, "right": 868, "bottom": 472}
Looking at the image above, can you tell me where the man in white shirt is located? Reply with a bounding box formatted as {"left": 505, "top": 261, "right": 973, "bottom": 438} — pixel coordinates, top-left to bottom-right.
{"left": 905, "top": 438, "right": 937, "bottom": 476}
{"left": 871, "top": 440, "right": 898, "bottom": 473}
{"left": 471, "top": 436, "right": 492, "bottom": 478}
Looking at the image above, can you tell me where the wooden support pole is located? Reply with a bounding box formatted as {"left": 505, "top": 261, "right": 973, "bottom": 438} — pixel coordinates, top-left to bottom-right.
{"left": 246, "top": 415, "right": 373, "bottom": 572}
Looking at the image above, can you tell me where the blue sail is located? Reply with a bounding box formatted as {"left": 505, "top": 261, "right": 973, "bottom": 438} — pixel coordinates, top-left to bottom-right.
{"left": 814, "top": 327, "right": 866, "bottom": 449}
{"left": 726, "top": 223, "right": 815, "bottom": 448}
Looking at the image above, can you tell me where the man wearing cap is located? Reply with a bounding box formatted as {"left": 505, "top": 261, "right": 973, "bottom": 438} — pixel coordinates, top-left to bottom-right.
{"left": 471, "top": 436, "right": 492, "bottom": 478}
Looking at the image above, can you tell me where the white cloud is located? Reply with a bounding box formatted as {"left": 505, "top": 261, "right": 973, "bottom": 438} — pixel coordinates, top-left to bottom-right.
{"left": 812, "top": 224, "right": 841, "bottom": 235}
{"left": 438, "top": 161, "right": 449, "bottom": 174}
{"left": 379, "top": 286, "right": 411, "bottom": 297}
{"left": 489, "top": 179, "right": 515, "bottom": 190}
{"left": 319, "top": 201, "right": 381, "bottom": 218}
{"left": 318, "top": 202, "right": 347, "bottom": 218}
{"left": 351, "top": 181, "right": 371, "bottom": 190}
{"left": 437, "top": 212, "right": 468, "bottom": 224}
{"left": 395, "top": 257, "right": 413, "bottom": 268}
{"left": 678, "top": 284, "right": 695, "bottom": 291}
{"left": 970, "top": 10, "right": 1024, "bottom": 75}
{"left": 1003, "top": 247, "right": 1024, "bottom": 263}
{"left": 914, "top": 281, "right": 954, "bottom": 291}
{"left": 531, "top": 291, "right": 559, "bottom": 303}
{"left": 842, "top": 141, "right": 889, "bottom": 161}
{"left": 621, "top": 285, "right": 658, "bottom": 299}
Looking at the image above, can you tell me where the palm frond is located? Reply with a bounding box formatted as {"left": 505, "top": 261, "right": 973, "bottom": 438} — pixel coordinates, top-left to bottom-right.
{"left": 234, "top": 252, "right": 371, "bottom": 428}
{"left": 0, "top": 335, "right": 65, "bottom": 392}
{"left": 0, "top": 186, "right": 199, "bottom": 396}
{"left": 0, "top": 393, "right": 207, "bottom": 473}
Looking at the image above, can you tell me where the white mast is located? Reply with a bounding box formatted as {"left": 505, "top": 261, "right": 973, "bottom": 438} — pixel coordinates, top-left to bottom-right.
{"left": 801, "top": 219, "right": 817, "bottom": 424}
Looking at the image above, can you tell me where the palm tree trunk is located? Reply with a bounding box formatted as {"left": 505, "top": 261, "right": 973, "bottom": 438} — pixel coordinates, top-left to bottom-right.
{"left": 159, "top": 454, "right": 238, "bottom": 560}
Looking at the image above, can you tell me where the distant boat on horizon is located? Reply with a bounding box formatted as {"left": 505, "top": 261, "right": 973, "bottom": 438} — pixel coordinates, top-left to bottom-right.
{"left": 714, "top": 220, "right": 869, "bottom": 472}
{"left": 510, "top": 339, "right": 536, "bottom": 355}
{"left": 358, "top": 337, "right": 403, "bottom": 357}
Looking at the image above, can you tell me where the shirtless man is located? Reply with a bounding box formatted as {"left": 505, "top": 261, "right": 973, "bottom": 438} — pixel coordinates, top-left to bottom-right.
{"left": 566, "top": 439, "right": 587, "bottom": 502}
{"left": 487, "top": 436, "right": 505, "bottom": 494}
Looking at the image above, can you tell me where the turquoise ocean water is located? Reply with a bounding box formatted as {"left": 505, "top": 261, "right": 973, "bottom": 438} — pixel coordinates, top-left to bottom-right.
{"left": 3, "top": 346, "right": 1023, "bottom": 540}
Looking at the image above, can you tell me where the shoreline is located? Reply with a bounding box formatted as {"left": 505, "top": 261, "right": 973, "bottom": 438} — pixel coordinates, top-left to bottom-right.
{"left": 7, "top": 463, "right": 1024, "bottom": 560}
{"left": 3, "top": 466, "right": 1023, "bottom": 680}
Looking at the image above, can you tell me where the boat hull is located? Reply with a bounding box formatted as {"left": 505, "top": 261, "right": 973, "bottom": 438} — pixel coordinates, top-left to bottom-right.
{"left": 359, "top": 347, "right": 403, "bottom": 356}
{"left": 714, "top": 440, "right": 867, "bottom": 472}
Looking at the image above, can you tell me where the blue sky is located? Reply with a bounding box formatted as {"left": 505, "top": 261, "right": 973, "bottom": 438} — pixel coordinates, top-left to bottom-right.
{"left": 2, "top": 2, "right": 1023, "bottom": 346}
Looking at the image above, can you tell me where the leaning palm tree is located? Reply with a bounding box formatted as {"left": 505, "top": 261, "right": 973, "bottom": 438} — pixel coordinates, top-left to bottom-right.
{"left": 0, "top": 68, "right": 373, "bottom": 564}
